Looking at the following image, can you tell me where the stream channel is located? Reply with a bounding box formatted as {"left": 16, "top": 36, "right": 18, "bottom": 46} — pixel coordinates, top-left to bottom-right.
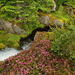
{"left": 0, "top": 39, "right": 32, "bottom": 61}
{"left": 0, "top": 26, "right": 50, "bottom": 61}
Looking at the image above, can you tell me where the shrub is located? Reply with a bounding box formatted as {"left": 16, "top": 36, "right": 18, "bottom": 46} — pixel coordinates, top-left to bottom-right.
{"left": 0, "top": 0, "right": 54, "bottom": 33}
{"left": 50, "top": 25, "right": 75, "bottom": 61}
{"left": 0, "top": 32, "right": 75, "bottom": 74}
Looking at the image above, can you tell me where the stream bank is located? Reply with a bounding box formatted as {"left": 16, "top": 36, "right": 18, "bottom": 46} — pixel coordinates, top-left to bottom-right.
{"left": 0, "top": 26, "right": 50, "bottom": 61}
{"left": 19, "top": 26, "right": 50, "bottom": 46}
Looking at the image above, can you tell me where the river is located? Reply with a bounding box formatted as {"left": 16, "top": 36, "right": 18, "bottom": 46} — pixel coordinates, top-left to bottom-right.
{"left": 0, "top": 39, "right": 32, "bottom": 61}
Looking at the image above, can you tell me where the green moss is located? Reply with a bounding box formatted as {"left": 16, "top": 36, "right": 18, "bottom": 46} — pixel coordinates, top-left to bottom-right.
{"left": 0, "top": 30, "right": 7, "bottom": 34}
{"left": 0, "top": 43, "right": 5, "bottom": 49}
{"left": 9, "top": 34, "right": 20, "bottom": 42}
{"left": 13, "top": 42, "right": 20, "bottom": 48}
{"left": 0, "top": 30, "right": 27, "bottom": 48}
{"left": 5, "top": 39, "right": 15, "bottom": 47}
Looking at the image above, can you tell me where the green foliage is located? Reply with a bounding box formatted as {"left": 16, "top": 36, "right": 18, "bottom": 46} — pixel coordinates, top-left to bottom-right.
{"left": 0, "top": 0, "right": 54, "bottom": 33}
{"left": 0, "top": 31, "right": 21, "bottom": 48}
{"left": 56, "top": 0, "right": 67, "bottom": 6}
{"left": 9, "top": 34, "right": 20, "bottom": 42}
{"left": 0, "top": 31, "right": 9, "bottom": 44}
{"left": 54, "top": 5, "right": 68, "bottom": 21}
{"left": 51, "top": 25, "right": 75, "bottom": 61}
{"left": 0, "top": 30, "right": 7, "bottom": 34}
{"left": 65, "top": 0, "right": 75, "bottom": 8}
{"left": 5, "top": 39, "right": 15, "bottom": 47}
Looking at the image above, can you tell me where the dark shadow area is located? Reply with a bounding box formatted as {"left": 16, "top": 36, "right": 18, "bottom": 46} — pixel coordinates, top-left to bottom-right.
{"left": 19, "top": 26, "right": 51, "bottom": 46}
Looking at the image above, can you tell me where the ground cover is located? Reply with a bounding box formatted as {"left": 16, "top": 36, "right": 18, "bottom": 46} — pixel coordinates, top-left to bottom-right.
{"left": 0, "top": 32, "right": 75, "bottom": 75}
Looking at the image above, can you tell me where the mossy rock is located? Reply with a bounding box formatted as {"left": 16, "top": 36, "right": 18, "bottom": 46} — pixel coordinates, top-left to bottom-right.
{"left": 5, "top": 39, "right": 15, "bottom": 47}
{"left": 6, "top": 39, "right": 20, "bottom": 48}
{"left": 0, "top": 43, "right": 5, "bottom": 49}
{"left": 13, "top": 42, "right": 20, "bottom": 48}
{"left": 0, "top": 30, "right": 8, "bottom": 34}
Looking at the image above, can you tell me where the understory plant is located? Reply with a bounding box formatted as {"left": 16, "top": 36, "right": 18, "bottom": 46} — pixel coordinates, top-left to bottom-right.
{"left": 0, "top": 32, "right": 75, "bottom": 75}
{"left": 50, "top": 25, "right": 75, "bottom": 66}
{"left": 0, "top": 30, "right": 21, "bottom": 48}
{"left": 0, "top": 0, "right": 54, "bottom": 34}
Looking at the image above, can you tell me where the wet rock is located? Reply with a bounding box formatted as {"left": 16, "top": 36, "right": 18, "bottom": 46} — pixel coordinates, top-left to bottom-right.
{"left": 39, "top": 16, "right": 51, "bottom": 25}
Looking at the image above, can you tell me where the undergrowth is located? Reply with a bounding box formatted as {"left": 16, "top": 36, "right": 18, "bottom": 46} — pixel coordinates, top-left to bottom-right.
{"left": 0, "top": 32, "right": 75, "bottom": 75}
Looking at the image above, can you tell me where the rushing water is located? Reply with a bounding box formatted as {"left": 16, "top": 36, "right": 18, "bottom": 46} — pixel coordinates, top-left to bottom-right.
{"left": 0, "top": 39, "right": 32, "bottom": 61}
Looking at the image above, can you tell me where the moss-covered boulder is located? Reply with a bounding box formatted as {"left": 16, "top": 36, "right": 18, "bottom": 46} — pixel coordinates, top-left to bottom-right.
{"left": 0, "top": 30, "right": 28, "bottom": 49}
{"left": 13, "top": 42, "right": 20, "bottom": 48}
{"left": 0, "top": 43, "right": 5, "bottom": 49}
{"left": 5, "top": 39, "right": 20, "bottom": 48}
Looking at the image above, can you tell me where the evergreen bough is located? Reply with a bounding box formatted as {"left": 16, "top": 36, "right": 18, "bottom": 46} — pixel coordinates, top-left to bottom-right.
{"left": 51, "top": 25, "right": 75, "bottom": 61}
{"left": 0, "top": 0, "right": 54, "bottom": 34}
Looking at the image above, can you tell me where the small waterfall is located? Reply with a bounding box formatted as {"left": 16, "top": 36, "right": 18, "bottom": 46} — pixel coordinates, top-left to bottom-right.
{"left": 52, "top": 0, "right": 56, "bottom": 11}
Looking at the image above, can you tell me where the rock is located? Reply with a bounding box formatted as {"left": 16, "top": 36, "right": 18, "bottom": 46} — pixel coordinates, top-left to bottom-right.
{"left": 13, "top": 42, "right": 20, "bottom": 48}
{"left": 21, "top": 29, "right": 26, "bottom": 34}
{"left": 0, "top": 19, "right": 5, "bottom": 30}
{"left": 39, "top": 16, "right": 51, "bottom": 25}
{"left": 0, "top": 43, "right": 5, "bottom": 50}
{"left": 39, "top": 15, "right": 64, "bottom": 27}
{"left": 13, "top": 25, "right": 21, "bottom": 34}
{"left": 53, "top": 19, "right": 63, "bottom": 27}
{"left": 3, "top": 21, "right": 15, "bottom": 33}
{"left": 0, "top": 19, "right": 26, "bottom": 34}
{"left": 34, "top": 32, "right": 40, "bottom": 40}
{"left": 13, "top": 25, "right": 26, "bottom": 35}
